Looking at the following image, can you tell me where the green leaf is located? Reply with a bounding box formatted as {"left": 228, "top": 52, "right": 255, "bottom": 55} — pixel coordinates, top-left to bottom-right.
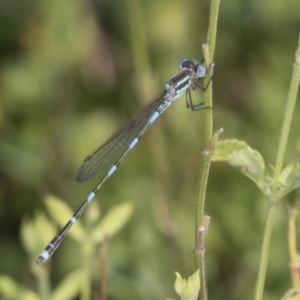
{"left": 278, "top": 164, "right": 300, "bottom": 198}
{"left": 0, "top": 275, "right": 39, "bottom": 300}
{"left": 174, "top": 270, "right": 200, "bottom": 300}
{"left": 20, "top": 217, "right": 39, "bottom": 256}
{"left": 44, "top": 195, "right": 85, "bottom": 241}
{"left": 20, "top": 211, "right": 57, "bottom": 257}
{"left": 213, "top": 139, "right": 265, "bottom": 183}
{"left": 51, "top": 270, "right": 82, "bottom": 300}
{"left": 280, "top": 288, "right": 300, "bottom": 300}
{"left": 213, "top": 139, "right": 250, "bottom": 160}
{"left": 212, "top": 140, "right": 300, "bottom": 199}
{"left": 91, "top": 202, "right": 133, "bottom": 243}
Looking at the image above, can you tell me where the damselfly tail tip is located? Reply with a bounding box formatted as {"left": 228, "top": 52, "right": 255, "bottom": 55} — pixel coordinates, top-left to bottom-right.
{"left": 36, "top": 257, "right": 44, "bottom": 264}
{"left": 36, "top": 250, "right": 50, "bottom": 264}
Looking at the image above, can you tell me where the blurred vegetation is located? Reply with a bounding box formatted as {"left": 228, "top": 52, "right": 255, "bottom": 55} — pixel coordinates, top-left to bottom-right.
{"left": 0, "top": 0, "right": 299, "bottom": 299}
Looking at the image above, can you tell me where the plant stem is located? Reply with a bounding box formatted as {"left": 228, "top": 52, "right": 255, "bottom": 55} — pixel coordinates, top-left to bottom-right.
{"left": 194, "top": 1, "right": 220, "bottom": 299}
{"left": 272, "top": 33, "right": 300, "bottom": 194}
{"left": 99, "top": 237, "right": 109, "bottom": 300}
{"left": 254, "top": 32, "right": 300, "bottom": 300}
{"left": 194, "top": 216, "right": 211, "bottom": 300}
{"left": 36, "top": 268, "right": 51, "bottom": 300}
{"left": 81, "top": 205, "right": 95, "bottom": 300}
{"left": 195, "top": 130, "right": 222, "bottom": 300}
{"left": 254, "top": 199, "right": 277, "bottom": 300}
{"left": 287, "top": 207, "right": 300, "bottom": 291}
{"left": 81, "top": 246, "right": 93, "bottom": 300}
{"left": 194, "top": 0, "right": 220, "bottom": 262}
{"left": 207, "top": 0, "right": 220, "bottom": 61}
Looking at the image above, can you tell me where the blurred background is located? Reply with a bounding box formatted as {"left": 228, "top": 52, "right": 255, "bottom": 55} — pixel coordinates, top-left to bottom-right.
{"left": 0, "top": 0, "right": 299, "bottom": 299}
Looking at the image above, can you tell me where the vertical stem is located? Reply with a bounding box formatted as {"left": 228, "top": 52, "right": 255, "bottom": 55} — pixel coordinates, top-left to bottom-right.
{"left": 99, "top": 237, "right": 109, "bottom": 300}
{"left": 194, "top": 1, "right": 220, "bottom": 299}
{"left": 194, "top": 216, "right": 211, "bottom": 300}
{"left": 126, "top": 0, "right": 186, "bottom": 272}
{"left": 207, "top": 0, "right": 220, "bottom": 60}
{"left": 287, "top": 207, "right": 300, "bottom": 291}
{"left": 272, "top": 33, "right": 300, "bottom": 194}
{"left": 254, "top": 33, "right": 300, "bottom": 300}
{"left": 195, "top": 129, "right": 222, "bottom": 300}
{"left": 254, "top": 199, "right": 277, "bottom": 300}
{"left": 81, "top": 252, "right": 92, "bottom": 300}
{"left": 36, "top": 268, "right": 51, "bottom": 300}
{"left": 80, "top": 207, "right": 95, "bottom": 300}
{"left": 194, "top": 0, "right": 221, "bottom": 266}
{"left": 126, "top": 0, "right": 152, "bottom": 99}
{"left": 202, "top": 44, "right": 213, "bottom": 148}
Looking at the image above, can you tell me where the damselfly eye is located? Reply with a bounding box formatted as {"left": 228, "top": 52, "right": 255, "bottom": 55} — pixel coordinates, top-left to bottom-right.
{"left": 197, "top": 63, "right": 206, "bottom": 77}
{"left": 179, "top": 58, "right": 189, "bottom": 70}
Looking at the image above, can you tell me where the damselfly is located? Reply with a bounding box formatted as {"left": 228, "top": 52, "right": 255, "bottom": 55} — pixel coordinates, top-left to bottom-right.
{"left": 37, "top": 58, "right": 214, "bottom": 264}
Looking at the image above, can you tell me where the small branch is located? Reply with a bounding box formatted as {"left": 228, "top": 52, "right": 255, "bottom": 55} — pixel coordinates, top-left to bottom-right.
{"left": 287, "top": 206, "right": 300, "bottom": 291}
{"left": 194, "top": 128, "right": 223, "bottom": 300}
{"left": 194, "top": 216, "right": 211, "bottom": 300}
{"left": 99, "top": 236, "right": 110, "bottom": 300}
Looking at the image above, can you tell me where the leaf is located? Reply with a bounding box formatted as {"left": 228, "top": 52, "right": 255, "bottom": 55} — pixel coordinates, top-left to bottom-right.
{"left": 20, "top": 217, "right": 39, "bottom": 256}
{"left": 278, "top": 164, "right": 300, "bottom": 198}
{"left": 44, "top": 195, "right": 85, "bottom": 241}
{"left": 0, "top": 275, "right": 39, "bottom": 300}
{"left": 280, "top": 288, "right": 300, "bottom": 300}
{"left": 51, "top": 270, "right": 82, "bottom": 300}
{"left": 91, "top": 202, "right": 133, "bottom": 243}
{"left": 213, "top": 139, "right": 265, "bottom": 183}
{"left": 174, "top": 270, "right": 200, "bottom": 300}
{"left": 20, "top": 212, "right": 56, "bottom": 256}
{"left": 213, "top": 139, "right": 250, "bottom": 160}
{"left": 212, "top": 140, "right": 300, "bottom": 199}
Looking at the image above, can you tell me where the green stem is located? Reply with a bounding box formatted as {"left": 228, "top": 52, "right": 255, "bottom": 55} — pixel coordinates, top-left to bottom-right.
{"left": 195, "top": 129, "right": 223, "bottom": 300}
{"left": 202, "top": 44, "right": 213, "bottom": 148}
{"left": 194, "top": 1, "right": 220, "bottom": 299}
{"left": 126, "top": 0, "right": 152, "bottom": 99}
{"left": 272, "top": 33, "right": 300, "bottom": 193}
{"left": 287, "top": 207, "right": 300, "bottom": 290}
{"left": 36, "top": 267, "right": 51, "bottom": 300}
{"left": 254, "top": 199, "right": 277, "bottom": 300}
{"left": 254, "top": 32, "right": 300, "bottom": 300}
{"left": 81, "top": 242, "right": 93, "bottom": 300}
{"left": 80, "top": 207, "right": 95, "bottom": 300}
{"left": 207, "top": 0, "right": 220, "bottom": 60}
{"left": 194, "top": 0, "right": 220, "bottom": 264}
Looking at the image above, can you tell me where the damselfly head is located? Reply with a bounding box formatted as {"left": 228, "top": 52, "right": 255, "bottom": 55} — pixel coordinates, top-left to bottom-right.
{"left": 179, "top": 58, "right": 207, "bottom": 78}
{"left": 179, "top": 58, "right": 188, "bottom": 69}
{"left": 179, "top": 58, "right": 193, "bottom": 71}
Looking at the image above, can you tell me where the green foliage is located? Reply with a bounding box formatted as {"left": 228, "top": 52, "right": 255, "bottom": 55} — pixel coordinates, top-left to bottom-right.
{"left": 0, "top": 0, "right": 299, "bottom": 299}
{"left": 50, "top": 270, "right": 83, "bottom": 300}
{"left": 0, "top": 271, "right": 83, "bottom": 300}
{"left": 213, "top": 139, "right": 300, "bottom": 199}
{"left": 0, "top": 276, "right": 39, "bottom": 300}
{"left": 167, "top": 270, "right": 200, "bottom": 300}
{"left": 0, "top": 196, "right": 132, "bottom": 300}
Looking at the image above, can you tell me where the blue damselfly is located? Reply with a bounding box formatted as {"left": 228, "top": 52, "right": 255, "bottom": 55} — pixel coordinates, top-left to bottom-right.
{"left": 37, "top": 58, "right": 214, "bottom": 264}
